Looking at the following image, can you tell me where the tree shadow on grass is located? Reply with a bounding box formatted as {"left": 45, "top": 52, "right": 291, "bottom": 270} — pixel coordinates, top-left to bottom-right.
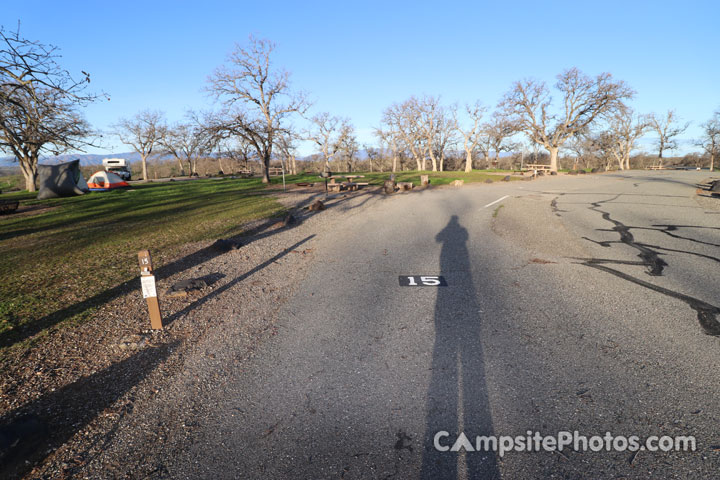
{"left": 0, "top": 339, "right": 180, "bottom": 479}
{"left": 0, "top": 213, "right": 305, "bottom": 350}
{"left": 0, "top": 188, "right": 276, "bottom": 243}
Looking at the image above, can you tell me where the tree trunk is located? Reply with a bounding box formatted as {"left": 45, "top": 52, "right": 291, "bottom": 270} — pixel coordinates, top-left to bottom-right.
{"left": 547, "top": 146, "right": 559, "bottom": 172}
{"left": 291, "top": 155, "right": 297, "bottom": 175}
{"left": 616, "top": 154, "right": 624, "bottom": 170}
{"left": 624, "top": 154, "right": 631, "bottom": 171}
{"left": 141, "top": 154, "right": 149, "bottom": 181}
{"left": 19, "top": 158, "right": 38, "bottom": 192}
{"left": 464, "top": 151, "right": 473, "bottom": 173}
{"left": 483, "top": 153, "right": 490, "bottom": 169}
{"left": 710, "top": 153, "right": 714, "bottom": 172}
{"left": 392, "top": 154, "right": 398, "bottom": 172}
{"left": 262, "top": 154, "right": 270, "bottom": 183}
{"left": 25, "top": 170, "right": 37, "bottom": 191}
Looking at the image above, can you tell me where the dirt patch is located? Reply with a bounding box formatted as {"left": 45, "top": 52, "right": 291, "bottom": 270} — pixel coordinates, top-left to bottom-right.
{"left": 529, "top": 258, "right": 557, "bottom": 264}
{"left": 0, "top": 204, "right": 59, "bottom": 219}
{"left": 694, "top": 176, "right": 720, "bottom": 212}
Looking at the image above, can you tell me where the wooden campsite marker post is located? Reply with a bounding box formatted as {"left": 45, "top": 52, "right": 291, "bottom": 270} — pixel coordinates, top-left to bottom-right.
{"left": 138, "top": 250, "right": 163, "bottom": 330}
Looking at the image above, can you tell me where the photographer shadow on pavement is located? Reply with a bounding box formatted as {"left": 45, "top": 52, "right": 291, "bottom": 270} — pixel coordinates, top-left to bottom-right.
{"left": 420, "top": 215, "right": 500, "bottom": 479}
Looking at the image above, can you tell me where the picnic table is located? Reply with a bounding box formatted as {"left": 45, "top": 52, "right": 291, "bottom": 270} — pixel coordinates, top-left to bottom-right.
{"left": 522, "top": 163, "right": 553, "bottom": 172}
{"left": 326, "top": 175, "right": 368, "bottom": 192}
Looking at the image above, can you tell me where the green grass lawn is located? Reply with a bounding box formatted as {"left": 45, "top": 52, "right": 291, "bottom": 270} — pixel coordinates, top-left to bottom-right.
{"left": 0, "top": 168, "right": 518, "bottom": 355}
{"left": 0, "top": 174, "right": 24, "bottom": 193}
{"left": 0, "top": 177, "right": 286, "bottom": 354}
{"left": 286, "top": 169, "right": 520, "bottom": 186}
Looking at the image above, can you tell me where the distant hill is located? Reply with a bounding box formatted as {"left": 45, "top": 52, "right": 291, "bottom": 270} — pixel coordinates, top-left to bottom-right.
{"left": 0, "top": 152, "right": 173, "bottom": 167}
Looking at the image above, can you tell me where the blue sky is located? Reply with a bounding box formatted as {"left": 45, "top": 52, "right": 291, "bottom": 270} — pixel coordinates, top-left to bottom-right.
{"left": 4, "top": 0, "right": 719, "bottom": 156}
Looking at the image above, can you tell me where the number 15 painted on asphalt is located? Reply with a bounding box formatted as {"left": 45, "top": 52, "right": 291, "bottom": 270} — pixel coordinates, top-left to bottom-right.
{"left": 398, "top": 275, "right": 448, "bottom": 287}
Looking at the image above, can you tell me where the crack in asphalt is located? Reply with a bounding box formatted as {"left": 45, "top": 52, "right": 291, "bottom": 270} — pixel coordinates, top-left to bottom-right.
{"left": 587, "top": 196, "right": 668, "bottom": 276}
{"left": 570, "top": 195, "right": 720, "bottom": 336}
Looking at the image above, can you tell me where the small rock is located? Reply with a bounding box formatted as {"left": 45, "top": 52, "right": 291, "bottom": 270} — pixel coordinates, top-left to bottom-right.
{"left": 282, "top": 214, "right": 296, "bottom": 227}
{"left": 450, "top": 180, "right": 464, "bottom": 187}
{"left": 484, "top": 179, "right": 493, "bottom": 184}
{"left": 579, "top": 169, "right": 586, "bottom": 174}
{"left": 503, "top": 175, "right": 511, "bottom": 182}
{"left": 568, "top": 170, "right": 578, "bottom": 175}
{"left": 550, "top": 171, "right": 558, "bottom": 175}
{"left": 383, "top": 180, "right": 396, "bottom": 194}
{"left": 168, "top": 278, "right": 208, "bottom": 293}
{"left": 590, "top": 168, "right": 599, "bottom": 173}
{"left": 118, "top": 334, "right": 149, "bottom": 350}
{"left": 308, "top": 200, "right": 325, "bottom": 211}
{"left": 211, "top": 238, "right": 242, "bottom": 252}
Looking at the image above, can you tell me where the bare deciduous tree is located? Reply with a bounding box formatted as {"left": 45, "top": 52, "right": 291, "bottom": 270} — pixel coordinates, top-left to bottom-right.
{"left": 431, "top": 105, "right": 456, "bottom": 172}
{"left": 274, "top": 132, "right": 298, "bottom": 175}
{"left": 206, "top": 36, "right": 308, "bottom": 183}
{"left": 160, "top": 111, "right": 216, "bottom": 176}
{"left": 415, "top": 95, "right": 445, "bottom": 172}
{"left": 0, "top": 26, "right": 99, "bottom": 191}
{"left": 500, "top": 67, "right": 634, "bottom": 171}
{"left": 698, "top": 108, "right": 719, "bottom": 172}
{"left": 219, "top": 137, "right": 254, "bottom": 173}
{"left": 648, "top": 110, "right": 689, "bottom": 164}
{"left": 337, "top": 121, "right": 358, "bottom": 172}
{"left": 114, "top": 110, "right": 167, "bottom": 181}
{"left": 600, "top": 107, "right": 648, "bottom": 170}
{"left": 305, "top": 112, "right": 343, "bottom": 170}
{"left": 565, "top": 129, "right": 601, "bottom": 170}
{"left": 382, "top": 99, "right": 425, "bottom": 170}
{"left": 375, "top": 117, "right": 403, "bottom": 173}
{"left": 485, "top": 114, "right": 518, "bottom": 167}
{"left": 453, "top": 101, "right": 486, "bottom": 173}
{"left": 364, "top": 144, "right": 380, "bottom": 172}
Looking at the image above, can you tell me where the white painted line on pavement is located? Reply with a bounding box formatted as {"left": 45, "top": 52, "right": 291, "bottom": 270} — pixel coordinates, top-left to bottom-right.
{"left": 484, "top": 195, "right": 509, "bottom": 208}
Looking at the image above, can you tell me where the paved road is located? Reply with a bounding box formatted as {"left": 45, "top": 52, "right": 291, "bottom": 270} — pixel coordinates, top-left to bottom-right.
{"left": 171, "top": 171, "right": 720, "bottom": 479}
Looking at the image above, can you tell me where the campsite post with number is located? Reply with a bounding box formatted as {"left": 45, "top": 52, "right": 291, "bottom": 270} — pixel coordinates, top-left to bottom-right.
{"left": 138, "top": 250, "right": 163, "bottom": 330}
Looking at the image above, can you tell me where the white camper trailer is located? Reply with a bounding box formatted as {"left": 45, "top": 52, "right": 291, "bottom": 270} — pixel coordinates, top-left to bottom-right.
{"left": 102, "top": 158, "right": 131, "bottom": 181}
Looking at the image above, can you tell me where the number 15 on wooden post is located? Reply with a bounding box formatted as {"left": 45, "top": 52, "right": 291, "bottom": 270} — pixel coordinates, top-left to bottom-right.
{"left": 138, "top": 250, "right": 163, "bottom": 330}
